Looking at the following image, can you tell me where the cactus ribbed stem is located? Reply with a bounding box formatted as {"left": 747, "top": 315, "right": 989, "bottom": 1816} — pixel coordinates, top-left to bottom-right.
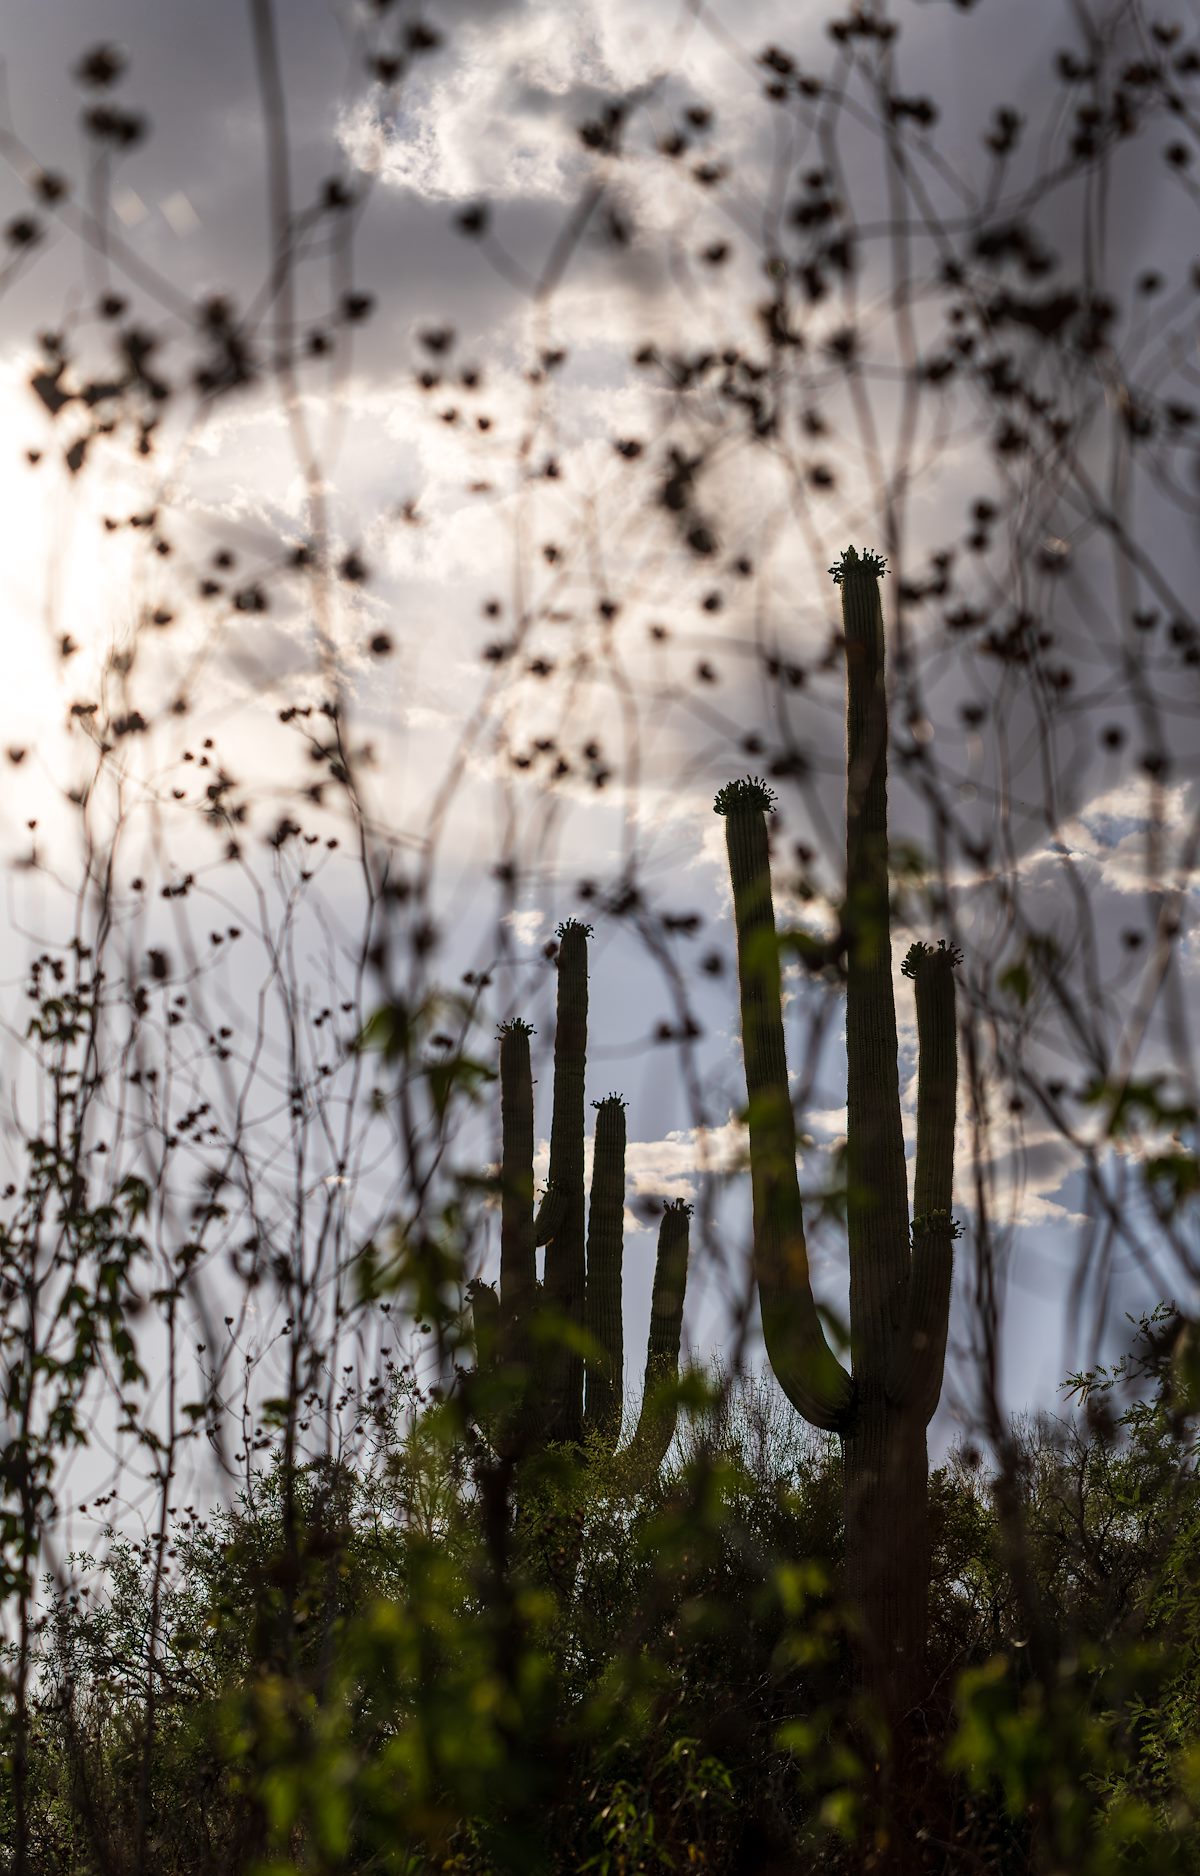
{"left": 630, "top": 1199, "right": 692, "bottom": 1471}
{"left": 718, "top": 781, "right": 853, "bottom": 1431}
{"left": 720, "top": 546, "right": 959, "bottom": 1752}
{"left": 889, "top": 943, "right": 960, "bottom": 1423}
{"left": 534, "top": 1183, "right": 565, "bottom": 1246}
{"left": 907, "top": 943, "right": 958, "bottom": 1225}
{"left": 842, "top": 563, "right": 910, "bottom": 1385}
{"left": 537, "top": 920, "right": 589, "bottom": 1445}
{"left": 488, "top": 1021, "right": 537, "bottom": 1456}
{"left": 584, "top": 1095, "right": 626, "bottom": 1448}
{"left": 468, "top": 1279, "right": 500, "bottom": 1373}
{"left": 499, "top": 1023, "right": 536, "bottom": 1369}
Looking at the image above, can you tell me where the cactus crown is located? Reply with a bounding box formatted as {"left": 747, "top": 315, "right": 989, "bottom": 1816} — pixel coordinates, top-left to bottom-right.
{"left": 556, "top": 918, "right": 594, "bottom": 940}
{"left": 911, "top": 1209, "right": 963, "bottom": 1242}
{"left": 901, "top": 938, "right": 963, "bottom": 979}
{"left": 592, "top": 1092, "right": 627, "bottom": 1111}
{"left": 829, "top": 544, "right": 889, "bottom": 585}
{"left": 497, "top": 1017, "right": 536, "bottom": 1037}
{"left": 713, "top": 775, "right": 777, "bottom": 817}
{"left": 663, "top": 1197, "right": 694, "bottom": 1217}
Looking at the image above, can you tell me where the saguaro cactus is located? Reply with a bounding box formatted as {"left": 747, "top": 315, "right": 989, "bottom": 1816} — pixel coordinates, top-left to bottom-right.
{"left": 535, "top": 919, "right": 590, "bottom": 1446}
{"left": 715, "top": 545, "right": 960, "bottom": 1723}
{"left": 475, "top": 923, "right": 692, "bottom": 1471}
{"left": 583, "top": 1094, "right": 627, "bottom": 1445}
{"left": 485, "top": 1016, "right": 538, "bottom": 1456}
{"left": 629, "top": 1196, "right": 693, "bottom": 1472}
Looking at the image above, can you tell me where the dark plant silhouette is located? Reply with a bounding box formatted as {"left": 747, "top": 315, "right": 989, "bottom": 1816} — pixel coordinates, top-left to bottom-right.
{"left": 0, "top": 0, "right": 1198, "bottom": 1869}
{"left": 470, "top": 921, "right": 691, "bottom": 1473}
{"left": 716, "top": 547, "right": 961, "bottom": 1766}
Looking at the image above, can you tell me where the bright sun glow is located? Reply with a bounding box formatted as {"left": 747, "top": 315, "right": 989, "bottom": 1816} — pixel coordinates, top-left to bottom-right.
{"left": 0, "top": 357, "right": 148, "bottom": 760}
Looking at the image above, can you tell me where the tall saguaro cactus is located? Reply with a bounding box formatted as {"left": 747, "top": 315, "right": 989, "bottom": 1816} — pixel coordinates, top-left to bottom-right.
{"left": 535, "top": 919, "right": 590, "bottom": 1446}
{"left": 475, "top": 922, "right": 692, "bottom": 1473}
{"left": 715, "top": 545, "right": 960, "bottom": 1724}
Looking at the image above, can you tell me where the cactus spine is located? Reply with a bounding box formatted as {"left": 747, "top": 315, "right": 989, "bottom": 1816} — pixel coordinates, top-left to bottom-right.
{"left": 717, "top": 545, "right": 959, "bottom": 1722}
{"left": 475, "top": 924, "right": 692, "bottom": 1471}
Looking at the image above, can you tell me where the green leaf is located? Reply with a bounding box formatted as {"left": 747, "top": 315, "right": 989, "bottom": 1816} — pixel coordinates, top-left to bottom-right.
{"left": 998, "top": 960, "right": 1031, "bottom": 1006}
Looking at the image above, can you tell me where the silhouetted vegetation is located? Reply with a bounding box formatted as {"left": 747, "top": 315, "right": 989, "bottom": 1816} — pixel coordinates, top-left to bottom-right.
{"left": 0, "top": 0, "right": 1198, "bottom": 1869}
{"left": 12, "top": 1312, "right": 1200, "bottom": 1873}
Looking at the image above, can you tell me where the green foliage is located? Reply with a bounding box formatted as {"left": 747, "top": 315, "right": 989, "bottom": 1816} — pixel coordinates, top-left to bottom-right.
{"left": 15, "top": 1326, "right": 1200, "bottom": 1873}
{"left": 996, "top": 934, "right": 1062, "bottom": 1011}
{"left": 582, "top": 1738, "right": 735, "bottom": 1874}
{"left": 944, "top": 1320, "right": 1200, "bottom": 1873}
{"left": 1083, "top": 1076, "right": 1197, "bottom": 1130}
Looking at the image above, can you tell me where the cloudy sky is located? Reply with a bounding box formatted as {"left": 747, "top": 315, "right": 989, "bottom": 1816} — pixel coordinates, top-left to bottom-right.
{"left": 0, "top": 0, "right": 1197, "bottom": 1492}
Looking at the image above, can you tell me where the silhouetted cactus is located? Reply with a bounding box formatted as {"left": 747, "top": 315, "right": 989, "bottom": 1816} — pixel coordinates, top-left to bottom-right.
{"left": 716, "top": 544, "right": 960, "bottom": 1722}
{"left": 473, "top": 924, "right": 692, "bottom": 1471}
{"left": 628, "top": 1197, "right": 693, "bottom": 1472}
{"left": 484, "top": 1016, "right": 538, "bottom": 1458}
{"left": 536, "top": 919, "right": 590, "bottom": 1445}
{"left": 583, "top": 1094, "right": 626, "bottom": 1445}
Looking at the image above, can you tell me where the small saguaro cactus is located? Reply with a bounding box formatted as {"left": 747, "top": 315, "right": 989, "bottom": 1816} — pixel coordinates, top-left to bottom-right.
{"left": 473, "top": 921, "right": 692, "bottom": 1471}
{"left": 583, "top": 1094, "right": 627, "bottom": 1445}
{"left": 715, "top": 544, "right": 960, "bottom": 1724}
{"left": 535, "top": 919, "right": 590, "bottom": 1447}
{"left": 630, "top": 1196, "right": 694, "bottom": 1472}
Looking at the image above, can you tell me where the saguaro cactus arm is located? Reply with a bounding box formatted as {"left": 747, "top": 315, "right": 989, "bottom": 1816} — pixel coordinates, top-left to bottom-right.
{"left": 889, "top": 941, "right": 961, "bottom": 1422}
{"left": 716, "top": 777, "right": 854, "bottom": 1433}
{"left": 533, "top": 1183, "right": 565, "bottom": 1246}
{"left": 536, "top": 919, "right": 590, "bottom": 1445}
{"left": 583, "top": 1094, "right": 627, "bottom": 1448}
{"left": 628, "top": 1199, "right": 692, "bottom": 1471}
{"left": 468, "top": 1020, "right": 542, "bottom": 1460}
{"left": 498, "top": 1019, "right": 536, "bottom": 1376}
{"left": 836, "top": 546, "right": 911, "bottom": 1386}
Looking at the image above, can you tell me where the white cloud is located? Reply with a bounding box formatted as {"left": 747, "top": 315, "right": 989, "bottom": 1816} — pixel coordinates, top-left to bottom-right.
{"left": 161, "top": 191, "right": 200, "bottom": 236}
{"left": 113, "top": 187, "right": 147, "bottom": 227}
{"left": 338, "top": 10, "right": 606, "bottom": 205}
{"left": 503, "top": 907, "right": 546, "bottom": 946}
